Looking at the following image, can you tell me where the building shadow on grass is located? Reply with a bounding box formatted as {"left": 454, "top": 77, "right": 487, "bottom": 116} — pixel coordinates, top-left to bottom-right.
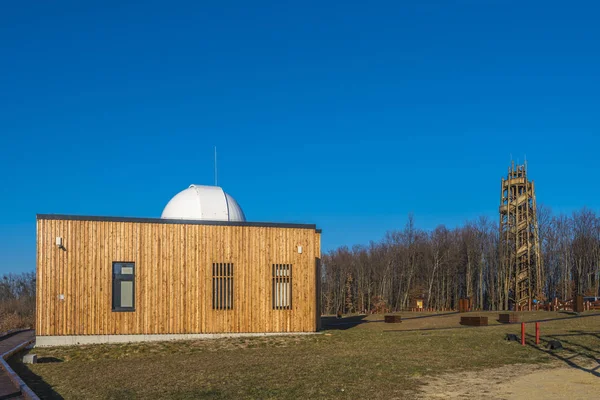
{"left": 8, "top": 354, "right": 64, "bottom": 399}
{"left": 322, "top": 312, "right": 463, "bottom": 331}
{"left": 322, "top": 311, "right": 462, "bottom": 331}
{"left": 525, "top": 331, "right": 600, "bottom": 378}
{"left": 400, "top": 311, "right": 460, "bottom": 320}
{"left": 321, "top": 315, "right": 371, "bottom": 330}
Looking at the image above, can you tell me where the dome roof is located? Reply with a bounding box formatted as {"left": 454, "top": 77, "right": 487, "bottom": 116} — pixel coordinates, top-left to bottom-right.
{"left": 161, "top": 185, "right": 246, "bottom": 222}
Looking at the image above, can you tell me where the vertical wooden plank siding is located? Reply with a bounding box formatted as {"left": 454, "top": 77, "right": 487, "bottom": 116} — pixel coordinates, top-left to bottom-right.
{"left": 36, "top": 218, "right": 320, "bottom": 336}
{"left": 315, "top": 232, "right": 322, "bottom": 331}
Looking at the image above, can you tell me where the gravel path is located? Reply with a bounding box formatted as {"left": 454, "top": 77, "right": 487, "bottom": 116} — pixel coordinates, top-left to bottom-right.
{"left": 418, "top": 361, "right": 600, "bottom": 399}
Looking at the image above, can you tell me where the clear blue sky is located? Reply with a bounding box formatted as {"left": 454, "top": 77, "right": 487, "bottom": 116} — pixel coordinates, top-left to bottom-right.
{"left": 1, "top": 1, "right": 599, "bottom": 273}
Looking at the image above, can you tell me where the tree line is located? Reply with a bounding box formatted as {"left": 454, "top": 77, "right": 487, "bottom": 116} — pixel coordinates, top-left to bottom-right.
{"left": 320, "top": 207, "right": 600, "bottom": 314}
{"left": 0, "top": 272, "right": 36, "bottom": 332}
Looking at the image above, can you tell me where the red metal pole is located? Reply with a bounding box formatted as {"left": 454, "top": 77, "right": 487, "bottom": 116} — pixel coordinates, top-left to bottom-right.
{"left": 521, "top": 322, "right": 526, "bottom": 346}
{"left": 535, "top": 322, "right": 540, "bottom": 345}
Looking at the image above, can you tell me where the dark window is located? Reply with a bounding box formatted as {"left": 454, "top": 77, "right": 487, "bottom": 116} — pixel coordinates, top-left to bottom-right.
{"left": 272, "top": 264, "right": 292, "bottom": 310}
{"left": 112, "top": 262, "right": 135, "bottom": 311}
{"left": 213, "top": 263, "right": 233, "bottom": 310}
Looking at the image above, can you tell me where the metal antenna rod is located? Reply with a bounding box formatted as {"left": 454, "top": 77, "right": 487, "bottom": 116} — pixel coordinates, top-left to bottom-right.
{"left": 214, "top": 146, "right": 218, "bottom": 186}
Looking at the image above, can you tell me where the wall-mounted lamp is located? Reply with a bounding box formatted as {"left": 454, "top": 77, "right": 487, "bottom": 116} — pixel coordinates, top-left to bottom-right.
{"left": 56, "top": 237, "right": 65, "bottom": 250}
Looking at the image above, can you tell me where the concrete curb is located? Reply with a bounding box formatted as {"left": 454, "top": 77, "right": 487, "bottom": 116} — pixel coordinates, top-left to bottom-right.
{"left": 0, "top": 333, "right": 40, "bottom": 400}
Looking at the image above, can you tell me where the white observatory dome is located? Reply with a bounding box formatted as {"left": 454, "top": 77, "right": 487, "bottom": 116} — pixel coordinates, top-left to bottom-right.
{"left": 161, "top": 185, "right": 246, "bottom": 222}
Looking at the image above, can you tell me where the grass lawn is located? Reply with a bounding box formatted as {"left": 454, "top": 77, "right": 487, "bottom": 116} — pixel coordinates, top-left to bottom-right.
{"left": 10, "top": 311, "right": 600, "bottom": 399}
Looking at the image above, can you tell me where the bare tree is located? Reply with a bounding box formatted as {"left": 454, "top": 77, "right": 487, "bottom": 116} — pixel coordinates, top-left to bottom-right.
{"left": 321, "top": 208, "right": 600, "bottom": 315}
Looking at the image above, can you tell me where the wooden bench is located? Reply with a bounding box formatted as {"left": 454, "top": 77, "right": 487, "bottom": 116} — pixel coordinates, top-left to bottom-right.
{"left": 498, "top": 313, "right": 520, "bottom": 324}
{"left": 460, "top": 316, "right": 488, "bottom": 326}
{"left": 384, "top": 315, "right": 402, "bottom": 323}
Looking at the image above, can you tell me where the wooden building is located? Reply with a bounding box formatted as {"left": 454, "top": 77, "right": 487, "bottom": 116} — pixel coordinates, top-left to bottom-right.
{"left": 36, "top": 186, "right": 321, "bottom": 346}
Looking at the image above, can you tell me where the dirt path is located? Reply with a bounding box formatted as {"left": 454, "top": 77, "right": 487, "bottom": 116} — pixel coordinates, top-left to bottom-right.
{"left": 418, "top": 362, "right": 600, "bottom": 399}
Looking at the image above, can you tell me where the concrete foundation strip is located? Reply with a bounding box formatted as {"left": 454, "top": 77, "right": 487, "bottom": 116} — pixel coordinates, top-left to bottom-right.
{"left": 36, "top": 331, "right": 321, "bottom": 347}
{"left": 1, "top": 336, "right": 40, "bottom": 400}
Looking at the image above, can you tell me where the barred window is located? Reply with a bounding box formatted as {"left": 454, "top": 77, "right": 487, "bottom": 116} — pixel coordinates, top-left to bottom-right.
{"left": 272, "top": 264, "right": 292, "bottom": 310}
{"left": 213, "top": 263, "right": 233, "bottom": 310}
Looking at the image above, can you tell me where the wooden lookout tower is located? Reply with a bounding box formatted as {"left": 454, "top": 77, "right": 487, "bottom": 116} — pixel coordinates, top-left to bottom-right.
{"left": 499, "top": 162, "right": 542, "bottom": 310}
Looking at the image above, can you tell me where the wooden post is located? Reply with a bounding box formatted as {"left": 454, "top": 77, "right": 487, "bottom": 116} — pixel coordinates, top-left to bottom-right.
{"left": 573, "top": 295, "right": 584, "bottom": 313}
{"left": 521, "top": 322, "right": 526, "bottom": 346}
{"left": 535, "top": 322, "right": 540, "bottom": 345}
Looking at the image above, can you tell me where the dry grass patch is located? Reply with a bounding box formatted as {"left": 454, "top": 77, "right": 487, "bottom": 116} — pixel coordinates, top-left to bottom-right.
{"left": 10, "top": 311, "right": 600, "bottom": 399}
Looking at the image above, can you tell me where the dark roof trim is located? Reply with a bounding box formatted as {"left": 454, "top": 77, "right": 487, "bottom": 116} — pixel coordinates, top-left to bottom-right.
{"left": 37, "top": 214, "right": 320, "bottom": 232}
